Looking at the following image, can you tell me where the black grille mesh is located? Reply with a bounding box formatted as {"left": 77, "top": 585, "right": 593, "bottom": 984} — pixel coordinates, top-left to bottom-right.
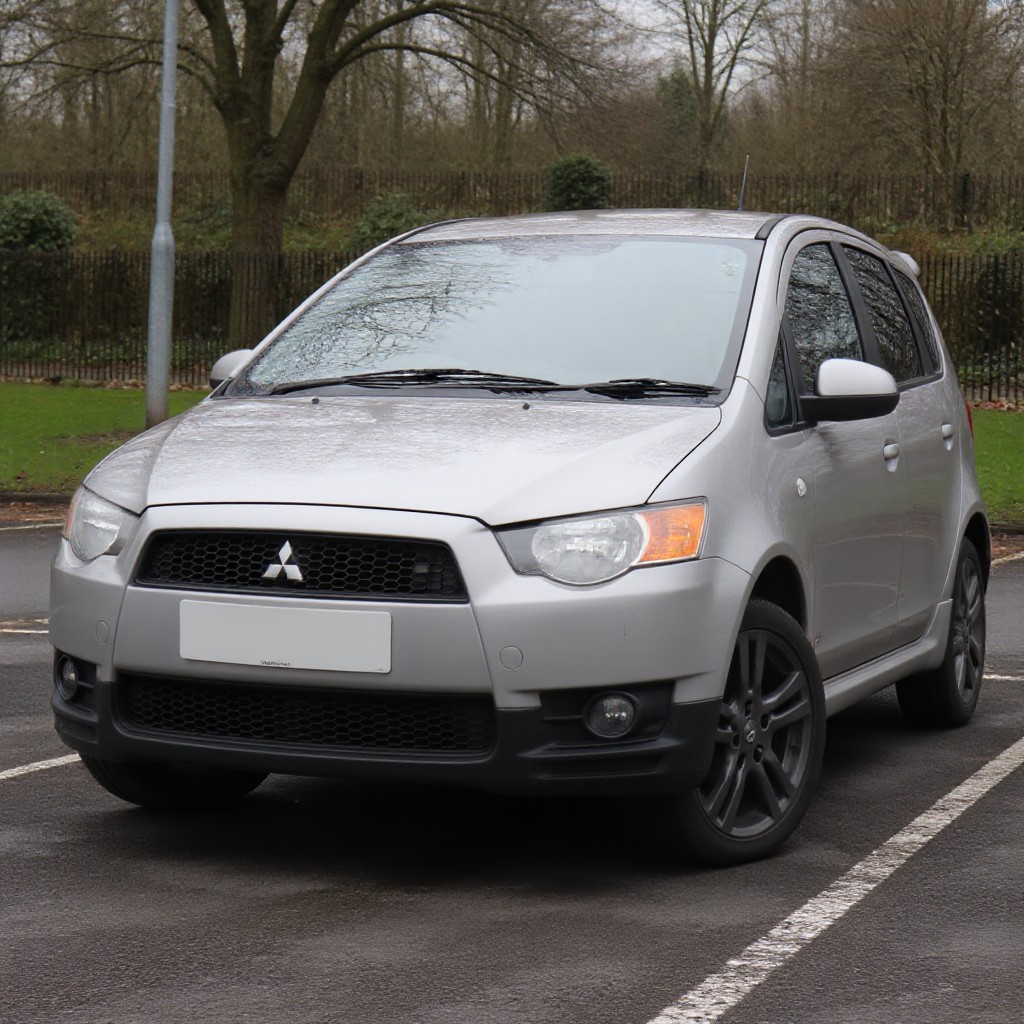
{"left": 120, "top": 675, "right": 495, "bottom": 754}
{"left": 136, "top": 531, "right": 466, "bottom": 600}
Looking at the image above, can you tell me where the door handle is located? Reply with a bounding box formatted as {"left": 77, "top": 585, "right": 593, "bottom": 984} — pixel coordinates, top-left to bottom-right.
{"left": 883, "top": 443, "right": 900, "bottom": 461}
{"left": 941, "top": 423, "right": 954, "bottom": 439}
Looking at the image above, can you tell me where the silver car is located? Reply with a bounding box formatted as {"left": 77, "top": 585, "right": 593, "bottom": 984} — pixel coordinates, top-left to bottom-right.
{"left": 50, "top": 210, "right": 989, "bottom": 864}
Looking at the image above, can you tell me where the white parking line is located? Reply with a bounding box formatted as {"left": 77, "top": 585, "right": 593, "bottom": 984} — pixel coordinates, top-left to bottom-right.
{"left": 0, "top": 618, "right": 49, "bottom": 635}
{"left": 0, "top": 754, "right": 79, "bottom": 782}
{"left": 647, "top": 732, "right": 1024, "bottom": 1024}
{"left": 986, "top": 674, "right": 1024, "bottom": 682}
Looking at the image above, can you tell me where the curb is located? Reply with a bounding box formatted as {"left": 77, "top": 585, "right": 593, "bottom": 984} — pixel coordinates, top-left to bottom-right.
{"left": 0, "top": 492, "right": 72, "bottom": 503}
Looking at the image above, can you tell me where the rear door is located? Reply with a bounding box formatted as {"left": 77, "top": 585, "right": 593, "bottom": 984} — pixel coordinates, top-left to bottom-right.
{"left": 840, "top": 248, "right": 962, "bottom": 646}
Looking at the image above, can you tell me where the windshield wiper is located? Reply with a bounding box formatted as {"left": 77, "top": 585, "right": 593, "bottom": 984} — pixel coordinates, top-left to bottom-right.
{"left": 580, "top": 378, "right": 722, "bottom": 399}
{"left": 267, "top": 368, "right": 562, "bottom": 395}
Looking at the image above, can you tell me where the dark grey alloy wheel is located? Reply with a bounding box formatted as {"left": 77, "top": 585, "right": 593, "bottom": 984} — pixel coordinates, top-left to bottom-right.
{"left": 81, "top": 755, "right": 267, "bottom": 811}
{"left": 897, "top": 538, "right": 986, "bottom": 728}
{"left": 668, "top": 599, "right": 826, "bottom": 865}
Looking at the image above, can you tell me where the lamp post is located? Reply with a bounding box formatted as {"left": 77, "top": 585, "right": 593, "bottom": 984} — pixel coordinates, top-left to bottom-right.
{"left": 145, "top": 0, "right": 179, "bottom": 428}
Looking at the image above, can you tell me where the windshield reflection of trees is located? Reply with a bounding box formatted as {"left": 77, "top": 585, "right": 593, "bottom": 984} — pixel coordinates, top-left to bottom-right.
{"left": 236, "top": 236, "right": 748, "bottom": 395}
{"left": 237, "top": 241, "right": 534, "bottom": 394}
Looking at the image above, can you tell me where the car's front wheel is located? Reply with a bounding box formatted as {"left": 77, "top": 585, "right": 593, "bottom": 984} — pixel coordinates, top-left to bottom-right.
{"left": 81, "top": 756, "right": 267, "bottom": 811}
{"left": 896, "top": 537, "right": 985, "bottom": 728}
{"left": 667, "top": 599, "right": 826, "bottom": 865}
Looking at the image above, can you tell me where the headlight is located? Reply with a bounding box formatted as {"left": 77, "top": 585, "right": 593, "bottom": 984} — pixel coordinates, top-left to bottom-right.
{"left": 63, "top": 487, "right": 138, "bottom": 562}
{"left": 497, "top": 501, "right": 707, "bottom": 585}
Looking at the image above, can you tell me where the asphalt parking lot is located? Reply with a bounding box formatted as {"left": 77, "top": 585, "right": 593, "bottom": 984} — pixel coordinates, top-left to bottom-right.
{"left": 2, "top": 521, "right": 1023, "bottom": 1024}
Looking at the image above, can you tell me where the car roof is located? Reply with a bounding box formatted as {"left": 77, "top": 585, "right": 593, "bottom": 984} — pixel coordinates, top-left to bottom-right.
{"left": 404, "top": 208, "right": 786, "bottom": 243}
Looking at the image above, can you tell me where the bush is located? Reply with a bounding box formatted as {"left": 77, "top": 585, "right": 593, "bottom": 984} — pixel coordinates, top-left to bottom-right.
{"left": 0, "top": 190, "right": 77, "bottom": 251}
{"left": 544, "top": 153, "right": 614, "bottom": 211}
{"left": 347, "top": 191, "right": 443, "bottom": 253}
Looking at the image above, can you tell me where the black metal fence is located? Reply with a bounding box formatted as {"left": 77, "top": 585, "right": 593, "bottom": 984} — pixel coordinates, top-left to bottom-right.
{"left": 0, "top": 250, "right": 350, "bottom": 385}
{"left": 4, "top": 169, "right": 1024, "bottom": 230}
{"left": 1, "top": 249, "right": 1022, "bottom": 399}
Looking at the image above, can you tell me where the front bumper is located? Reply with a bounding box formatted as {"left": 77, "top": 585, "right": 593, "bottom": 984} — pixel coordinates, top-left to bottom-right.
{"left": 50, "top": 502, "right": 749, "bottom": 794}
{"left": 53, "top": 670, "right": 721, "bottom": 795}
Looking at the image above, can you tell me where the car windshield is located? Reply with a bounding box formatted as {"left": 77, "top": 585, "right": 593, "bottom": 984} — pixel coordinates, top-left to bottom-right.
{"left": 230, "top": 235, "right": 762, "bottom": 397}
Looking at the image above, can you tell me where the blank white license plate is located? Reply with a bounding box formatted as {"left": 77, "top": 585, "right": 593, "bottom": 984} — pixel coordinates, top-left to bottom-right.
{"left": 179, "top": 600, "right": 391, "bottom": 673}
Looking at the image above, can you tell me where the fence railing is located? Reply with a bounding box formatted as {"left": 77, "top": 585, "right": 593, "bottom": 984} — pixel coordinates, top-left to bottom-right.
{"left": 0, "top": 250, "right": 350, "bottom": 385}
{"left": 1, "top": 249, "right": 1022, "bottom": 400}
{"left": 3, "top": 169, "right": 1024, "bottom": 230}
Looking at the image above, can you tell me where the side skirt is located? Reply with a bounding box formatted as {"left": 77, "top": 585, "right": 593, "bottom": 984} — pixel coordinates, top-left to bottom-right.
{"left": 823, "top": 599, "right": 952, "bottom": 717}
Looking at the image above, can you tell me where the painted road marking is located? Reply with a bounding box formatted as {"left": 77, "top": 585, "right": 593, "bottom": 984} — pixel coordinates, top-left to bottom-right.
{"left": 0, "top": 754, "right": 79, "bottom": 782}
{"left": 0, "top": 618, "right": 49, "bottom": 635}
{"left": 647, "top": 732, "right": 1024, "bottom": 1024}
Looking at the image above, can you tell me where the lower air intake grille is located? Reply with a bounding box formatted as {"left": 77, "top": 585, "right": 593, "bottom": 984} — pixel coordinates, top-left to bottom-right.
{"left": 120, "top": 675, "right": 495, "bottom": 755}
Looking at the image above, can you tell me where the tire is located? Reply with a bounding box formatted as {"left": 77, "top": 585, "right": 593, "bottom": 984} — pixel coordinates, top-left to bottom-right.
{"left": 667, "top": 599, "right": 826, "bottom": 866}
{"left": 81, "top": 756, "right": 267, "bottom": 811}
{"left": 896, "top": 538, "right": 985, "bottom": 728}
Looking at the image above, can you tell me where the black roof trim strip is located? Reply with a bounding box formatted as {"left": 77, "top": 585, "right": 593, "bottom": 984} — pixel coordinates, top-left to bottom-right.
{"left": 755, "top": 215, "right": 790, "bottom": 240}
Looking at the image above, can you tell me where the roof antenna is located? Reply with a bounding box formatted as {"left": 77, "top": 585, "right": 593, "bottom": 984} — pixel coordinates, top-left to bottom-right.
{"left": 737, "top": 154, "right": 750, "bottom": 212}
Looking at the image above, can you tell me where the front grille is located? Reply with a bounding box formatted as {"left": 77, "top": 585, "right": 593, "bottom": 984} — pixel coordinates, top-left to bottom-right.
{"left": 119, "top": 675, "right": 495, "bottom": 754}
{"left": 135, "top": 531, "right": 466, "bottom": 601}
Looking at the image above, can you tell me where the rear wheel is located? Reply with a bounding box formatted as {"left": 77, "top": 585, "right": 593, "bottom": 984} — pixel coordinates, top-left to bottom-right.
{"left": 81, "top": 756, "right": 267, "bottom": 811}
{"left": 897, "top": 538, "right": 985, "bottom": 728}
{"left": 667, "top": 599, "right": 826, "bottom": 865}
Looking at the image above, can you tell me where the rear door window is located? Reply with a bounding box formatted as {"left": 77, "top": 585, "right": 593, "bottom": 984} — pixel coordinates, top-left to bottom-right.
{"left": 894, "top": 268, "right": 941, "bottom": 373}
{"left": 844, "top": 247, "right": 923, "bottom": 383}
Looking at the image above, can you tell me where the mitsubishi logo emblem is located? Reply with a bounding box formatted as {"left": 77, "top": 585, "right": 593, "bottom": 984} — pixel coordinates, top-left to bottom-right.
{"left": 263, "top": 541, "right": 304, "bottom": 582}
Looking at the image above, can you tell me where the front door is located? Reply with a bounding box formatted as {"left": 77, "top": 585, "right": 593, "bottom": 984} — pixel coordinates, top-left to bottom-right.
{"left": 782, "top": 239, "right": 904, "bottom": 678}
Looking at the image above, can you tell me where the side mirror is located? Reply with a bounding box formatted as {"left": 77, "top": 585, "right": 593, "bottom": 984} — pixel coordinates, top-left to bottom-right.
{"left": 800, "top": 358, "right": 899, "bottom": 423}
{"left": 209, "top": 349, "right": 253, "bottom": 390}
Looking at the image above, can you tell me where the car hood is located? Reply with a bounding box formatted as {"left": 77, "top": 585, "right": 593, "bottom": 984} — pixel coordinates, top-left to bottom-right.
{"left": 85, "top": 396, "right": 720, "bottom": 525}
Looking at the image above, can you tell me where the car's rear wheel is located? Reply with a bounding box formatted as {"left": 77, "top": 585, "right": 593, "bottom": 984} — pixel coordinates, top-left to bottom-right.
{"left": 896, "top": 538, "right": 985, "bottom": 728}
{"left": 81, "top": 756, "right": 267, "bottom": 811}
{"left": 667, "top": 599, "right": 825, "bottom": 865}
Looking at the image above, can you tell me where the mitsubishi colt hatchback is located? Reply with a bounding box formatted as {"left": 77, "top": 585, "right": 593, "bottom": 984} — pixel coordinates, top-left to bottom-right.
{"left": 50, "top": 209, "right": 989, "bottom": 864}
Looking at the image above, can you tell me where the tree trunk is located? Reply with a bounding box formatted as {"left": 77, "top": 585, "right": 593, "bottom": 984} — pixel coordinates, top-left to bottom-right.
{"left": 227, "top": 174, "right": 289, "bottom": 348}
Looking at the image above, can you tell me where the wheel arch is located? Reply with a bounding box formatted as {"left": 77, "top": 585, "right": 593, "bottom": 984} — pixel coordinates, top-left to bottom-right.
{"left": 964, "top": 512, "right": 992, "bottom": 591}
{"left": 748, "top": 555, "right": 807, "bottom": 630}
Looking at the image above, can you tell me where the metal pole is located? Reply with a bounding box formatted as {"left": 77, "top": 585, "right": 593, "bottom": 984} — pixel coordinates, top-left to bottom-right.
{"left": 145, "top": 0, "right": 179, "bottom": 428}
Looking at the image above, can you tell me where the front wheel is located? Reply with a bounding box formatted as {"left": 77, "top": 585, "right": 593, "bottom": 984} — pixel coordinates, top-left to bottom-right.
{"left": 666, "top": 599, "right": 826, "bottom": 865}
{"left": 896, "top": 538, "right": 985, "bottom": 728}
{"left": 81, "top": 756, "right": 267, "bottom": 811}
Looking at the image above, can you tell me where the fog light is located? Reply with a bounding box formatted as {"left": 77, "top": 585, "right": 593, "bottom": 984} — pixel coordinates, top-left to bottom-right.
{"left": 584, "top": 693, "right": 638, "bottom": 739}
{"left": 55, "top": 657, "right": 79, "bottom": 701}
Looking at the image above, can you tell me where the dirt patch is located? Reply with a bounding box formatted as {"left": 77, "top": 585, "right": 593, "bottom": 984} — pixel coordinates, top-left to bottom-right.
{"left": 992, "top": 530, "right": 1024, "bottom": 561}
{"left": 0, "top": 499, "right": 69, "bottom": 525}
{"left": 69, "top": 431, "right": 136, "bottom": 445}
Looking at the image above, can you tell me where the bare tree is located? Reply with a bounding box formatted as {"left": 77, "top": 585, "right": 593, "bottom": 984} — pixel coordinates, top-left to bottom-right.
{"left": 727, "top": 0, "right": 834, "bottom": 172}
{"left": 2, "top": 0, "right": 613, "bottom": 344}
{"left": 654, "top": 0, "right": 778, "bottom": 174}
{"left": 831, "top": 0, "right": 1024, "bottom": 178}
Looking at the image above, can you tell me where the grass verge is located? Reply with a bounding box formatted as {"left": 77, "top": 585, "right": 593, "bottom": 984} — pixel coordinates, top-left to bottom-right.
{"left": 972, "top": 408, "right": 1024, "bottom": 527}
{"left": 1, "top": 383, "right": 1022, "bottom": 527}
{"left": 0, "top": 382, "right": 204, "bottom": 495}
